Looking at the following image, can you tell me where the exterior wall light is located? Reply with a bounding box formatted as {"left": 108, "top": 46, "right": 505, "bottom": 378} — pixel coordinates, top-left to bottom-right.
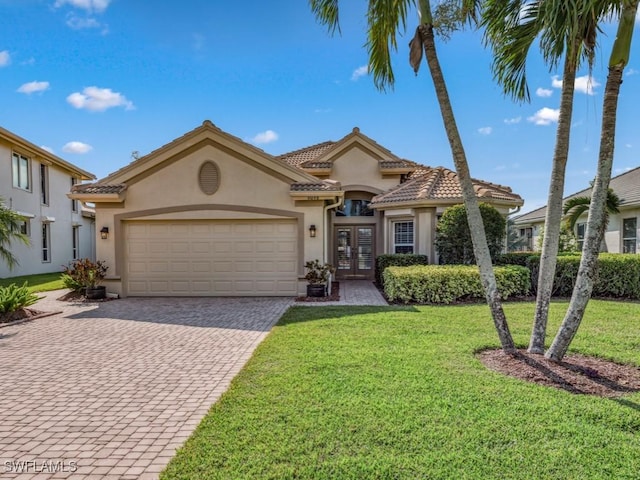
{"left": 100, "top": 227, "right": 109, "bottom": 240}
{"left": 309, "top": 225, "right": 317, "bottom": 238}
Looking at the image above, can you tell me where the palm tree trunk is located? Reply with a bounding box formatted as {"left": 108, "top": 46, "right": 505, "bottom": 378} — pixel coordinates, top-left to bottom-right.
{"left": 546, "top": 0, "right": 637, "bottom": 362}
{"left": 529, "top": 39, "right": 579, "bottom": 354}
{"left": 418, "top": 22, "right": 515, "bottom": 352}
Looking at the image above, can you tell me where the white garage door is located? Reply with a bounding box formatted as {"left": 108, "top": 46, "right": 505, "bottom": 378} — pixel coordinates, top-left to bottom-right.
{"left": 125, "top": 220, "right": 298, "bottom": 296}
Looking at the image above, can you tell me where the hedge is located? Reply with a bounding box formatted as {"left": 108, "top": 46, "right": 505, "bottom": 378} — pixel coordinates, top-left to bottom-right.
{"left": 500, "top": 253, "right": 640, "bottom": 299}
{"left": 494, "top": 252, "right": 537, "bottom": 267}
{"left": 383, "top": 265, "right": 531, "bottom": 304}
{"left": 375, "top": 254, "right": 429, "bottom": 286}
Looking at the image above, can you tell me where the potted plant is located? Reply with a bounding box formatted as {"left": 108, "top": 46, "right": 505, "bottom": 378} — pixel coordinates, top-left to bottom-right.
{"left": 62, "top": 258, "right": 109, "bottom": 300}
{"left": 304, "top": 259, "right": 335, "bottom": 297}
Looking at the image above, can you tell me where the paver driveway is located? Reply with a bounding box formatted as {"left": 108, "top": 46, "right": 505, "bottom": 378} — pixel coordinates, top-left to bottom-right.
{"left": 0, "top": 292, "right": 292, "bottom": 479}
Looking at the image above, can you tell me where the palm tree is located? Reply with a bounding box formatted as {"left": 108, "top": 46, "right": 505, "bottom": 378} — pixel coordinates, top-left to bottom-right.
{"left": 546, "top": 0, "right": 638, "bottom": 362}
{"left": 482, "top": 0, "right": 615, "bottom": 354}
{"left": 310, "top": 0, "right": 516, "bottom": 352}
{"left": 563, "top": 187, "right": 621, "bottom": 233}
{"left": 0, "top": 197, "right": 29, "bottom": 270}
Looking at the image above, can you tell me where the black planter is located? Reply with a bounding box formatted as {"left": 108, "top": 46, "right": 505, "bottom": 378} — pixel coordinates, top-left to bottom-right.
{"left": 306, "top": 284, "right": 326, "bottom": 298}
{"left": 85, "top": 286, "right": 106, "bottom": 300}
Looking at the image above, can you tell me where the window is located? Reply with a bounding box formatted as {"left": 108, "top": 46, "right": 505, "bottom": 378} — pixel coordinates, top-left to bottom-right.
{"left": 336, "top": 199, "right": 374, "bottom": 217}
{"left": 12, "top": 153, "right": 30, "bottom": 190}
{"left": 393, "top": 221, "right": 414, "bottom": 254}
{"left": 623, "top": 218, "right": 637, "bottom": 254}
{"left": 71, "top": 177, "right": 78, "bottom": 212}
{"left": 40, "top": 164, "right": 49, "bottom": 205}
{"left": 519, "top": 227, "right": 533, "bottom": 251}
{"left": 19, "top": 219, "right": 30, "bottom": 236}
{"left": 72, "top": 226, "right": 79, "bottom": 259}
{"left": 576, "top": 223, "right": 586, "bottom": 251}
{"left": 42, "top": 223, "right": 51, "bottom": 263}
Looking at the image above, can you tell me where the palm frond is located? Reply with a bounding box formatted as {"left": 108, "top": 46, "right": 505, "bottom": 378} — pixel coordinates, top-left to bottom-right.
{"left": 309, "top": 0, "right": 341, "bottom": 35}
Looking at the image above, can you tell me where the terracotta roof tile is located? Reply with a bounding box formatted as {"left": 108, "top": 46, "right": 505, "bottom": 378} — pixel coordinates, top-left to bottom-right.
{"left": 277, "top": 142, "right": 335, "bottom": 167}
{"left": 290, "top": 181, "right": 342, "bottom": 192}
{"left": 371, "top": 167, "right": 523, "bottom": 206}
{"left": 71, "top": 184, "right": 127, "bottom": 195}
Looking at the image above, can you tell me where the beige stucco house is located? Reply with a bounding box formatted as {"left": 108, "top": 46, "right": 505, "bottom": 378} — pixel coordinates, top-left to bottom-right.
{"left": 1, "top": 126, "right": 96, "bottom": 278}
{"left": 513, "top": 167, "right": 640, "bottom": 253}
{"left": 70, "top": 121, "right": 523, "bottom": 297}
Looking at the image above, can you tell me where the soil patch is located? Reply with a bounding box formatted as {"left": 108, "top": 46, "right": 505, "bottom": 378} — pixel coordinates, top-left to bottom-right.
{"left": 0, "top": 308, "right": 46, "bottom": 325}
{"left": 479, "top": 348, "right": 640, "bottom": 397}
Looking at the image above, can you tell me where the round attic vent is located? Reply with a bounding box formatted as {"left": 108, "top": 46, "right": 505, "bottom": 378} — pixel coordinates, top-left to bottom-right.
{"left": 198, "top": 161, "right": 220, "bottom": 195}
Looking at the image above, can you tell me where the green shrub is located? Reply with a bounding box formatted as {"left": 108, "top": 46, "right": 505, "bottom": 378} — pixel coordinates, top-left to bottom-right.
{"left": 383, "top": 265, "right": 530, "bottom": 304}
{"left": 62, "top": 258, "right": 108, "bottom": 292}
{"left": 375, "top": 254, "right": 429, "bottom": 286}
{"left": 494, "top": 252, "right": 537, "bottom": 267}
{"left": 526, "top": 254, "right": 640, "bottom": 299}
{"left": 435, "top": 203, "right": 506, "bottom": 265}
{"left": 0, "top": 282, "right": 39, "bottom": 314}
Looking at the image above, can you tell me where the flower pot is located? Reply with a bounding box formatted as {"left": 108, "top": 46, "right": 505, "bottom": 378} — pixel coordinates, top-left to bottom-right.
{"left": 85, "top": 286, "right": 106, "bottom": 300}
{"left": 306, "top": 284, "right": 326, "bottom": 298}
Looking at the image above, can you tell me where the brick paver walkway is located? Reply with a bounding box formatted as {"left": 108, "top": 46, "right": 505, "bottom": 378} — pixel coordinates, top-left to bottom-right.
{"left": 0, "top": 292, "right": 292, "bottom": 479}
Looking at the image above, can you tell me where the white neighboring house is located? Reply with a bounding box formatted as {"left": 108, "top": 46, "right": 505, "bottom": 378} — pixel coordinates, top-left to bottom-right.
{"left": 0, "top": 126, "right": 96, "bottom": 278}
{"left": 513, "top": 166, "right": 640, "bottom": 254}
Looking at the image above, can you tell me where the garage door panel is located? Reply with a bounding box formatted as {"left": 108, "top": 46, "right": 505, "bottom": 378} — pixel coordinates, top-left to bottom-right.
{"left": 126, "top": 220, "right": 298, "bottom": 296}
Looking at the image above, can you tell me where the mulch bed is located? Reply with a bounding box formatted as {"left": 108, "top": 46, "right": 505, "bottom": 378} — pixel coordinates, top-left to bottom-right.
{"left": 296, "top": 281, "right": 340, "bottom": 302}
{"left": 479, "top": 348, "right": 640, "bottom": 397}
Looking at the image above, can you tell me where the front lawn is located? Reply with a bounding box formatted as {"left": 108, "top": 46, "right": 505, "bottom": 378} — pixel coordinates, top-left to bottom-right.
{"left": 0, "top": 272, "right": 64, "bottom": 292}
{"left": 162, "top": 301, "right": 640, "bottom": 479}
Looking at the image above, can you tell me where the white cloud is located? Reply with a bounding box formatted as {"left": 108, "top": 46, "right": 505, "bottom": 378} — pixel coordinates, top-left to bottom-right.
{"left": 0, "top": 50, "right": 10, "bottom": 67}
{"left": 62, "top": 141, "right": 93, "bottom": 154}
{"left": 551, "top": 74, "right": 599, "bottom": 95}
{"left": 67, "top": 86, "right": 134, "bottom": 112}
{"left": 625, "top": 143, "right": 632, "bottom": 148}
{"left": 17, "top": 81, "right": 50, "bottom": 94}
{"left": 536, "top": 87, "right": 553, "bottom": 97}
{"left": 478, "top": 126, "right": 492, "bottom": 135}
{"left": 40, "top": 146, "right": 54, "bottom": 154}
{"left": 626, "top": 68, "right": 638, "bottom": 76}
{"left": 351, "top": 65, "right": 368, "bottom": 81}
{"left": 66, "top": 14, "right": 102, "bottom": 30}
{"left": 54, "top": 0, "right": 111, "bottom": 13}
{"left": 251, "top": 130, "right": 278, "bottom": 144}
{"left": 504, "top": 116, "right": 521, "bottom": 125}
{"left": 527, "top": 107, "right": 560, "bottom": 126}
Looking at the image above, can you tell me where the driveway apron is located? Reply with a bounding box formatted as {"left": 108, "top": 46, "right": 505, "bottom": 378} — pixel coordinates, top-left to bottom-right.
{"left": 0, "top": 292, "right": 292, "bottom": 479}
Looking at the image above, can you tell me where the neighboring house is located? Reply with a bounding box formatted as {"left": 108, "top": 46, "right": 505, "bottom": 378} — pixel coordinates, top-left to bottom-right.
{"left": 513, "top": 166, "right": 640, "bottom": 253}
{"left": 70, "top": 121, "right": 523, "bottom": 297}
{"left": 0, "top": 126, "right": 96, "bottom": 278}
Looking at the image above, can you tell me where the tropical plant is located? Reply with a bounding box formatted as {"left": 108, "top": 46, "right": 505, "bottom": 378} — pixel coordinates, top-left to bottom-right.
{"left": 563, "top": 187, "right": 621, "bottom": 232}
{"left": 62, "top": 258, "right": 108, "bottom": 291}
{"left": 0, "top": 282, "right": 39, "bottom": 322}
{"left": 310, "top": 0, "right": 515, "bottom": 352}
{"left": 435, "top": 203, "right": 506, "bottom": 264}
{"left": 535, "top": 224, "right": 578, "bottom": 254}
{"left": 482, "top": 0, "right": 615, "bottom": 354}
{"left": 0, "top": 197, "right": 29, "bottom": 270}
{"left": 546, "top": 0, "right": 638, "bottom": 362}
{"left": 304, "top": 260, "right": 335, "bottom": 285}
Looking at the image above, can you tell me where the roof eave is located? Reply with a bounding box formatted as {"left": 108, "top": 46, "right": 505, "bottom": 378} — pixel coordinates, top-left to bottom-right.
{"left": 67, "top": 192, "right": 126, "bottom": 203}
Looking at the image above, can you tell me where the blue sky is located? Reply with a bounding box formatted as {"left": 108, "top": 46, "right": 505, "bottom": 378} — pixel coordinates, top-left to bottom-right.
{"left": 1, "top": 1, "right": 639, "bottom": 214}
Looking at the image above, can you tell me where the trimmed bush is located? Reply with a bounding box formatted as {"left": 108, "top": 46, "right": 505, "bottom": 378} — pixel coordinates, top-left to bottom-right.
{"left": 494, "top": 252, "right": 537, "bottom": 267}
{"left": 383, "top": 265, "right": 530, "bottom": 304}
{"left": 375, "top": 254, "right": 429, "bottom": 286}
{"left": 525, "top": 254, "right": 640, "bottom": 299}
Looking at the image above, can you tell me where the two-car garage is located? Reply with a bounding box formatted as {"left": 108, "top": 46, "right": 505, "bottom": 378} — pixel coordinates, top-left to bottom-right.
{"left": 124, "top": 219, "right": 299, "bottom": 296}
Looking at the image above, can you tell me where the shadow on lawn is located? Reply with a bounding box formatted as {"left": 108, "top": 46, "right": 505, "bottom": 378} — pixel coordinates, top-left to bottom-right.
{"left": 281, "top": 305, "right": 420, "bottom": 325}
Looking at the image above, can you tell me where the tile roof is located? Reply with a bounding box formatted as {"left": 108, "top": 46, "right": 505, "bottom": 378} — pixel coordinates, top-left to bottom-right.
{"left": 371, "top": 166, "right": 523, "bottom": 206}
{"left": 71, "top": 184, "right": 127, "bottom": 195}
{"left": 514, "top": 165, "right": 640, "bottom": 223}
{"left": 290, "top": 181, "right": 342, "bottom": 192}
{"left": 277, "top": 141, "right": 335, "bottom": 167}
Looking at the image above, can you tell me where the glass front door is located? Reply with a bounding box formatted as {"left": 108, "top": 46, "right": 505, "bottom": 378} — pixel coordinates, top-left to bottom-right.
{"left": 335, "top": 226, "right": 374, "bottom": 279}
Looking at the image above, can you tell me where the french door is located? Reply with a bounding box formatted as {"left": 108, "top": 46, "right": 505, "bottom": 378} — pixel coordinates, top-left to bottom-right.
{"left": 335, "top": 226, "right": 375, "bottom": 279}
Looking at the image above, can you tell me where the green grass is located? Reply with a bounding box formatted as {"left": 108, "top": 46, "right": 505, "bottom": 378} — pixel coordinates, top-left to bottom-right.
{"left": 161, "top": 300, "right": 640, "bottom": 480}
{"left": 0, "top": 272, "right": 64, "bottom": 292}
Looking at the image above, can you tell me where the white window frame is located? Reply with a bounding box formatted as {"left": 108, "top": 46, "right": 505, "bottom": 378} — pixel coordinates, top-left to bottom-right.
{"left": 71, "top": 177, "right": 79, "bottom": 212}
{"left": 12, "top": 152, "right": 31, "bottom": 191}
{"left": 576, "top": 222, "right": 586, "bottom": 251}
{"left": 622, "top": 217, "right": 637, "bottom": 254}
{"left": 393, "top": 220, "right": 414, "bottom": 254}
{"left": 19, "top": 219, "right": 30, "bottom": 237}
{"left": 42, "top": 223, "right": 51, "bottom": 263}
{"left": 72, "top": 226, "right": 80, "bottom": 260}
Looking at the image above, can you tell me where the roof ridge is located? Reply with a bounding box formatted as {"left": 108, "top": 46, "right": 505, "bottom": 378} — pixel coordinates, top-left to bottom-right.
{"left": 276, "top": 140, "right": 335, "bottom": 159}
